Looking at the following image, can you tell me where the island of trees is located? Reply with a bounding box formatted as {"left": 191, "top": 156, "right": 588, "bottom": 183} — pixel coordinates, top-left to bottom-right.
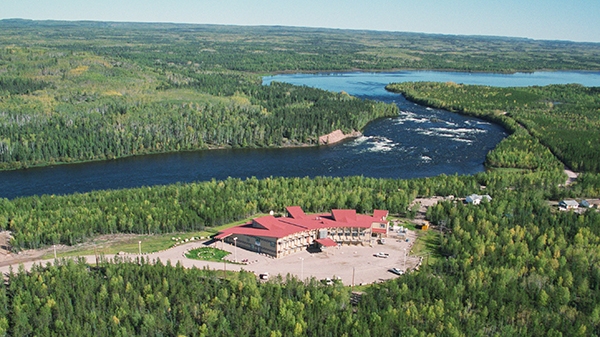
{"left": 0, "top": 20, "right": 599, "bottom": 336}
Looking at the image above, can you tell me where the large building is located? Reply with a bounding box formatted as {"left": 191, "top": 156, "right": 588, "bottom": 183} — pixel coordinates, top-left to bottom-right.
{"left": 215, "top": 206, "right": 389, "bottom": 258}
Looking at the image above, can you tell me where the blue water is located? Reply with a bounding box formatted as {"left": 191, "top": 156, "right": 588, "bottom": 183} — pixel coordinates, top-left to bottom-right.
{"left": 263, "top": 71, "right": 600, "bottom": 95}
{"left": 1, "top": 71, "right": 599, "bottom": 199}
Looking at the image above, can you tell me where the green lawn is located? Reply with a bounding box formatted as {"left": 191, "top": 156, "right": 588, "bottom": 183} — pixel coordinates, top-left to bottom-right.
{"left": 185, "top": 247, "right": 231, "bottom": 262}
{"left": 410, "top": 229, "right": 441, "bottom": 266}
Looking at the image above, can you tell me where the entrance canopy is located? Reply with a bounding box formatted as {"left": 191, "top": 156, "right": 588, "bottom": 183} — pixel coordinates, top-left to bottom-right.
{"left": 315, "top": 238, "right": 338, "bottom": 247}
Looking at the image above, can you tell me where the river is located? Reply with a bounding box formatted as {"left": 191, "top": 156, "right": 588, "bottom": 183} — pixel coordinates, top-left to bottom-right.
{"left": 1, "top": 71, "right": 599, "bottom": 199}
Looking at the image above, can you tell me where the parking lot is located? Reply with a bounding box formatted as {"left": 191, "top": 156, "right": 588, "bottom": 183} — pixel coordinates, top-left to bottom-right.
{"left": 209, "top": 229, "right": 422, "bottom": 285}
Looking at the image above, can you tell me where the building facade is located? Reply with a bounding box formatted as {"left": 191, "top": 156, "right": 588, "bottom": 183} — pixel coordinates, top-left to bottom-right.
{"left": 215, "top": 207, "right": 389, "bottom": 258}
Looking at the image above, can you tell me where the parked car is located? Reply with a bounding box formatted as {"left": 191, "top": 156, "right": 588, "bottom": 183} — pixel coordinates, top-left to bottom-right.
{"left": 388, "top": 268, "right": 404, "bottom": 275}
{"left": 321, "top": 277, "right": 334, "bottom": 285}
{"left": 259, "top": 272, "right": 269, "bottom": 280}
{"left": 373, "top": 252, "right": 389, "bottom": 258}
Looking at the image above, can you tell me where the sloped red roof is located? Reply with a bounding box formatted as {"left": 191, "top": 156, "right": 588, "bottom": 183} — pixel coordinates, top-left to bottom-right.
{"left": 315, "top": 238, "right": 338, "bottom": 247}
{"left": 286, "top": 206, "right": 306, "bottom": 219}
{"left": 214, "top": 232, "right": 232, "bottom": 240}
{"left": 331, "top": 209, "right": 356, "bottom": 222}
{"left": 373, "top": 210, "right": 389, "bottom": 221}
{"left": 216, "top": 207, "right": 389, "bottom": 240}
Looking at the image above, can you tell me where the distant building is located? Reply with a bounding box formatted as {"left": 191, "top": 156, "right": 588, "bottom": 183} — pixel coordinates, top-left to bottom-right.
{"left": 465, "top": 194, "right": 492, "bottom": 205}
{"left": 215, "top": 206, "right": 389, "bottom": 258}
{"left": 559, "top": 200, "right": 579, "bottom": 210}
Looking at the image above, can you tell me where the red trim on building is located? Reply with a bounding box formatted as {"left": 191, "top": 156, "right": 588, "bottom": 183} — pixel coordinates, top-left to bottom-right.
{"left": 372, "top": 228, "right": 387, "bottom": 234}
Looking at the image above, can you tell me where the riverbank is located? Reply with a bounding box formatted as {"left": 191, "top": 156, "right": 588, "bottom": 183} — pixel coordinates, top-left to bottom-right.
{"left": 318, "top": 129, "right": 362, "bottom": 145}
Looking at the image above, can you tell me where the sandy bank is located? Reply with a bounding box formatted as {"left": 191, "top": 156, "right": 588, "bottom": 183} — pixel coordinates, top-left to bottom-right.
{"left": 318, "top": 129, "right": 362, "bottom": 145}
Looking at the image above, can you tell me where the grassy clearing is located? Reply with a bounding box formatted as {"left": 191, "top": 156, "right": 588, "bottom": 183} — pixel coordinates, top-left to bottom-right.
{"left": 42, "top": 214, "right": 267, "bottom": 259}
{"left": 410, "top": 229, "right": 441, "bottom": 266}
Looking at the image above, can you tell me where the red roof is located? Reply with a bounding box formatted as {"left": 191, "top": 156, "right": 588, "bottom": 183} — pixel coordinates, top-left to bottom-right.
{"left": 372, "top": 227, "right": 387, "bottom": 234}
{"left": 287, "top": 206, "right": 306, "bottom": 219}
{"left": 373, "top": 210, "right": 389, "bottom": 221}
{"left": 332, "top": 209, "right": 356, "bottom": 222}
{"left": 214, "top": 232, "right": 232, "bottom": 240}
{"left": 315, "top": 238, "right": 338, "bottom": 247}
{"left": 216, "top": 207, "right": 389, "bottom": 240}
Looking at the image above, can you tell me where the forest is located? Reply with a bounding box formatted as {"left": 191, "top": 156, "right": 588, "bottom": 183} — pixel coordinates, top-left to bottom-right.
{"left": 1, "top": 19, "right": 600, "bottom": 170}
{"left": 1, "top": 19, "right": 600, "bottom": 336}
{"left": 0, "top": 47, "right": 396, "bottom": 170}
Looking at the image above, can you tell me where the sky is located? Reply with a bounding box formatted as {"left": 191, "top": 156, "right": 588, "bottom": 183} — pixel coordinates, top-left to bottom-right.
{"left": 2, "top": 0, "right": 600, "bottom": 43}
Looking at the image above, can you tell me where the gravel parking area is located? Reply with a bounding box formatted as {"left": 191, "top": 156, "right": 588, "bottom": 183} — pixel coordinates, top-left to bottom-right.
{"left": 212, "top": 229, "right": 422, "bottom": 285}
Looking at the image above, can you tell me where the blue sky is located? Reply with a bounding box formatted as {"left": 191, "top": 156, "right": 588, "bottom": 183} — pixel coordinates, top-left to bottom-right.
{"left": 3, "top": 0, "right": 599, "bottom": 43}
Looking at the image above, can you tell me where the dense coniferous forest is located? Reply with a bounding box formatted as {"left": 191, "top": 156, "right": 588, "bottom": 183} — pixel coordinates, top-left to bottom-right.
{"left": 1, "top": 20, "right": 600, "bottom": 336}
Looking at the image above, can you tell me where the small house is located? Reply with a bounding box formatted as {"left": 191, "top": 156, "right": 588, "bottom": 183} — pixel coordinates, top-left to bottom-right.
{"left": 465, "top": 194, "right": 492, "bottom": 205}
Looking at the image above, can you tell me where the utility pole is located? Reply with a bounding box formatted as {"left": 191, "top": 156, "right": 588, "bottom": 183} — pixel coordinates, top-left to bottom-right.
{"left": 233, "top": 237, "right": 238, "bottom": 263}
{"left": 352, "top": 266, "right": 355, "bottom": 290}
{"left": 53, "top": 245, "right": 57, "bottom": 260}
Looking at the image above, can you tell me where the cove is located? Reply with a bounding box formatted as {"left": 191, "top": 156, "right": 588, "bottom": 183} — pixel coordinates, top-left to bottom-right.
{"left": 2, "top": 71, "right": 599, "bottom": 199}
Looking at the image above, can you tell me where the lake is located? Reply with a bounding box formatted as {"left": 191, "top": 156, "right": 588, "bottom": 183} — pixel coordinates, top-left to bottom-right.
{"left": 2, "top": 71, "right": 599, "bottom": 199}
